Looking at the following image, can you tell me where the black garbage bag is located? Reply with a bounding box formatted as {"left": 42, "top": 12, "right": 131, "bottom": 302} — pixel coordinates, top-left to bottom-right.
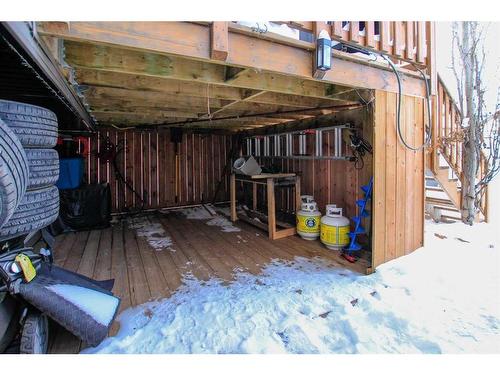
{"left": 17, "top": 264, "right": 120, "bottom": 347}
{"left": 59, "top": 183, "right": 111, "bottom": 231}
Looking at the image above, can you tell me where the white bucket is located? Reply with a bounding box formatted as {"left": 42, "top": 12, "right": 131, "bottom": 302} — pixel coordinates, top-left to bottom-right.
{"left": 233, "top": 156, "right": 262, "bottom": 176}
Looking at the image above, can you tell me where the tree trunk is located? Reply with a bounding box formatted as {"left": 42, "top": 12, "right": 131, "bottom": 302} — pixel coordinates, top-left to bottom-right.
{"left": 461, "top": 22, "right": 478, "bottom": 225}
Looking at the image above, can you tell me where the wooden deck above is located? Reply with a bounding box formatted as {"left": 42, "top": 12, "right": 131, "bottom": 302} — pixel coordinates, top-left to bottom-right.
{"left": 35, "top": 21, "right": 432, "bottom": 130}
{"left": 48, "top": 208, "right": 369, "bottom": 353}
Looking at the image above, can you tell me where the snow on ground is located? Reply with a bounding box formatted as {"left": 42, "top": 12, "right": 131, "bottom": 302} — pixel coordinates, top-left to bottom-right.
{"left": 84, "top": 219, "right": 500, "bottom": 354}
{"left": 174, "top": 205, "right": 241, "bottom": 233}
{"left": 127, "top": 216, "right": 174, "bottom": 251}
{"left": 48, "top": 284, "right": 120, "bottom": 326}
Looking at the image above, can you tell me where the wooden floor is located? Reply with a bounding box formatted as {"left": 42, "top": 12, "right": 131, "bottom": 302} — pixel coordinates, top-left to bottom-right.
{"left": 48, "top": 208, "right": 370, "bottom": 353}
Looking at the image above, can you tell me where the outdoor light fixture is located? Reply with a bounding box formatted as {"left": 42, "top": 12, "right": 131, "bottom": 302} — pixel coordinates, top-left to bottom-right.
{"left": 316, "top": 29, "right": 332, "bottom": 71}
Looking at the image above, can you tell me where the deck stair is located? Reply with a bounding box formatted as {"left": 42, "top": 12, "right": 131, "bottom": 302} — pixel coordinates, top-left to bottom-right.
{"left": 425, "top": 171, "right": 461, "bottom": 222}
{"left": 425, "top": 75, "right": 488, "bottom": 222}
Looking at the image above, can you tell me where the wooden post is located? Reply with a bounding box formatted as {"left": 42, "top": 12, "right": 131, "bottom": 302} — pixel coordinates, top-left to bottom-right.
{"left": 430, "top": 95, "right": 439, "bottom": 173}
{"left": 230, "top": 173, "right": 237, "bottom": 221}
{"left": 210, "top": 22, "right": 229, "bottom": 61}
{"left": 266, "top": 178, "right": 276, "bottom": 240}
{"left": 426, "top": 22, "right": 437, "bottom": 95}
{"left": 417, "top": 21, "right": 426, "bottom": 64}
{"left": 380, "top": 22, "right": 390, "bottom": 53}
{"left": 365, "top": 21, "right": 376, "bottom": 48}
{"left": 405, "top": 21, "right": 415, "bottom": 61}
{"left": 294, "top": 176, "right": 301, "bottom": 213}
{"left": 252, "top": 182, "right": 257, "bottom": 211}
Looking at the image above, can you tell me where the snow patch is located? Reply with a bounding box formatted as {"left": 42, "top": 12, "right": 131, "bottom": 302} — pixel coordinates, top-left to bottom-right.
{"left": 206, "top": 216, "right": 241, "bottom": 232}
{"left": 175, "top": 206, "right": 240, "bottom": 232}
{"left": 85, "top": 220, "right": 499, "bottom": 354}
{"left": 48, "top": 284, "right": 119, "bottom": 327}
{"left": 128, "top": 216, "right": 174, "bottom": 251}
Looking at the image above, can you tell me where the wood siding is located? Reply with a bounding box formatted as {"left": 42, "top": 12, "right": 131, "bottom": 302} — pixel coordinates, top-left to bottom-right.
{"left": 372, "top": 91, "right": 425, "bottom": 269}
{"left": 83, "top": 129, "right": 233, "bottom": 213}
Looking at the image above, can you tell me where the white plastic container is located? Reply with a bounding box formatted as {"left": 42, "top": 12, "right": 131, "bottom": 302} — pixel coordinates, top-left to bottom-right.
{"left": 320, "top": 205, "right": 350, "bottom": 250}
{"left": 296, "top": 202, "right": 321, "bottom": 240}
{"left": 233, "top": 156, "right": 262, "bottom": 176}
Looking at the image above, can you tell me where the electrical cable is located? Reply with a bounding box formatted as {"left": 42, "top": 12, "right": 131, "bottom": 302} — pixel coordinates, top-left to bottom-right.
{"left": 98, "top": 137, "right": 146, "bottom": 211}
{"left": 381, "top": 55, "right": 432, "bottom": 151}
{"left": 347, "top": 129, "right": 373, "bottom": 170}
{"left": 335, "top": 42, "right": 432, "bottom": 151}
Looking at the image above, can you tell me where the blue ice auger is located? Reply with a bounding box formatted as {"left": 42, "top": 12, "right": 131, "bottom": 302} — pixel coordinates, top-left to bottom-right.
{"left": 345, "top": 177, "right": 373, "bottom": 259}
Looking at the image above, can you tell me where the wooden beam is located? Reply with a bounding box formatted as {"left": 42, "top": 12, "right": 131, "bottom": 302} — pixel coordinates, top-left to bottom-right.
{"left": 74, "top": 69, "right": 354, "bottom": 110}
{"left": 83, "top": 86, "right": 313, "bottom": 116}
{"left": 64, "top": 42, "right": 359, "bottom": 101}
{"left": 210, "top": 22, "right": 229, "bottom": 61}
{"left": 241, "top": 106, "right": 363, "bottom": 136}
{"left": 201, "top": 91, "right": 267, "bottom": 119}
{"left": 38, "top": 22, "right": 426, "bottom": 97}
{"left": 152, "top": 104, "right": 358, "bottom": 129}
{"left": 91, "top": 109, "right": 199, "bottom": 120}
{"left": 93, "top": 115, "right": 188, "bottom": 126}
{"left": 75, "top": 69, "right": 244, "bottom": 99}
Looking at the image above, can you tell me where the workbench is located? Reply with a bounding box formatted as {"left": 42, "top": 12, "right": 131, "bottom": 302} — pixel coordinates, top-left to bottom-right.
{"left": 230, "top": 173, "right": 301, "bottom": 240}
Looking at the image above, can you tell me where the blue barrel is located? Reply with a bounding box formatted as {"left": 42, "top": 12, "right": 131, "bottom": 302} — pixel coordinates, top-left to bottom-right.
{"left": 56, "top": 157, "right": 84, "bottom": 189}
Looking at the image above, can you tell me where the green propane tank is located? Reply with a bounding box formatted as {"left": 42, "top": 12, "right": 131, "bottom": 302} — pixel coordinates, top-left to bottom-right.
{"left": 320, "top": 205, "right": 350, "bottom": 250}
{"left": 296, "top": 201, "right": 321, "bottom": 240}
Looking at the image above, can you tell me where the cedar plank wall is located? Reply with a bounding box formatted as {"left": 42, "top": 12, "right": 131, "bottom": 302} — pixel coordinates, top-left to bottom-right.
{"left": 255, "top": 106, "right": 374, "bottom": 234}
{"left": 84, "top": 128, "right": 232, "bottom": 213}
{"left": 372, "top": 91, "right": 425, "bottom": 269}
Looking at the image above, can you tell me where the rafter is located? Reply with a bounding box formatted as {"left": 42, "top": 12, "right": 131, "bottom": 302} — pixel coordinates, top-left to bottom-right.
{"left": 62, "top": 41, "right": 358, "bottom": 101}
{"left": 74, "top": 69, "right": 354, "bottom": 109}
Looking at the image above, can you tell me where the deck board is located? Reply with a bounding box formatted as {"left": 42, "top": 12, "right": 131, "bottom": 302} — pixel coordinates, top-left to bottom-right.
{"left": 49, "top": 209, "right": 369, "bottom": 353}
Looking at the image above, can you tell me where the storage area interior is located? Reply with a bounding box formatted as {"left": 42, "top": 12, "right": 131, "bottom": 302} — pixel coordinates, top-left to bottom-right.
{"left": 0, "top": 26, "right": 378, "bottom": 352}
{"left": 47, "top": 103, "right": 375, "bottom": 352}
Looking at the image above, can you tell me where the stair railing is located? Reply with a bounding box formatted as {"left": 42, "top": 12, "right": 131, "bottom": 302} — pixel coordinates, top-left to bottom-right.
{"left": 433, "top": 75, "right": 488, "bottom": 220}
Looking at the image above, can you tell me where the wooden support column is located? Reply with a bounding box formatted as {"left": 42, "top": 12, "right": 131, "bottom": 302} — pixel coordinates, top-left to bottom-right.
{"left": 430, "top": 95, "right": 439, "bottom": 172}
{"left": 266, "top": 178, "right": 276, "bottom": 239}
{"left": 230, "top": 173, "right": 237, "bottom": 221}
{"left": 295, "top": 177, "right": 301, "bottom": 213}
{"left": 210, "top": 21, "right": 229, "bottom": 61}
{"left": 426, "top": 22, "right": 437, "bottom": 95}
{"left": 252, "top": 182, "right": 257, "bottom": 211}
{"left": 312, "top": 21, "right": 331, "bottom": 80}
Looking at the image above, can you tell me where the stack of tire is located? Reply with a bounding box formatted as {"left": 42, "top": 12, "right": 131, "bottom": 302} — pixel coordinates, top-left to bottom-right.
{"left": 0, "top": 100, "right": 59, "bottom": 242}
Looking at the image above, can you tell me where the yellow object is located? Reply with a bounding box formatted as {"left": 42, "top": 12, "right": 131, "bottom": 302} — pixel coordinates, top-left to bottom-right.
{"left": 297, "top": 214, "right": 320, "bottom": 233}
{"left": 15, "top": 254, "right": 37, "bottom": 283}
{"left": 296, "top": 201, "right": 321, "bottom": 240}
{"left": 320, "top": 205, "right": 350, "bottom": 250}
{"left": 320, "top": 224, "right": 349, "bottom": 248}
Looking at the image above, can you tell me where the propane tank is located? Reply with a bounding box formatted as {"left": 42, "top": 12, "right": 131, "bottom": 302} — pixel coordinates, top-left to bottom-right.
{"left": 296, "top": 202, "right": 321, "bottom": 240}
{"left": 320, "top": 205, "right": 350, "bottom": 250}
{"left": 301, "top": 195, "right": 316, "bottom": 204}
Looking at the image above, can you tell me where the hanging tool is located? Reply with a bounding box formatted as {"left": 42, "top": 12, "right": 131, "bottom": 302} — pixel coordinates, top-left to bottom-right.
{"left": 343, "top": 177, "right": 373, "bottom": 263}
{"left": 344, "top": 129, "right": 372, "bottom": 169}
